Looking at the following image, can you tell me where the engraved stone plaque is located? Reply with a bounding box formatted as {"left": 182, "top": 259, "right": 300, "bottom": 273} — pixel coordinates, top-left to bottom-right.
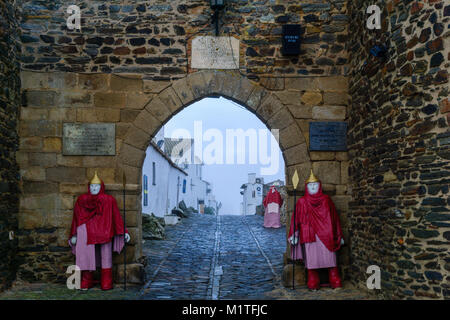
{"left": 309, "top": 122, "right": 347, "bottom": 151}
{"left": 63, "top": 123, "right": 115, "bottom": 155}
{"left": 191, "top": 36, "right": 239, "bottom": 69}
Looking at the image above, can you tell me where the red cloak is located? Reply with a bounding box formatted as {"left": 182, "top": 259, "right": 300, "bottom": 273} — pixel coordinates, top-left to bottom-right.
{"left": 69, "top": 181, "right": 128, "bottom": 245}
{"left": 288, "top": 182, "right": 342, "bottom": 252}
{"left": 263, "top": 186, "right": 283, "bottom": 207}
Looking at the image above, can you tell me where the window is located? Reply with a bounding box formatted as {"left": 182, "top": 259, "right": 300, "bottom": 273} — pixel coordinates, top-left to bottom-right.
{"left": 152, "top": 162, "right": 156, "bottom": 185}
{"left": 183, "top": 179, "right": 186, "bottom": 193}
{"left": 143, "top": 175, "right": 148, "bottom": 206}
{"left": 252, "top": 190, "right": 255, "bottom": 198}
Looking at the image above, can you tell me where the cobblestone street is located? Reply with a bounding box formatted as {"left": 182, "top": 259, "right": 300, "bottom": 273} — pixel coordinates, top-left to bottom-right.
{"left": 0, "top": 214, "right": 374, "bottom": 300}
{"left": 140, "top": 214, "right": 374, "bottom": 300}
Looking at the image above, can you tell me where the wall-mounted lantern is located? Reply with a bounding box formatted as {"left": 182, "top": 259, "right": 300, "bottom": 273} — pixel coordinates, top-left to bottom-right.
{"left": 210, "top": 0, "right": 226, "bottom": 36}
{"left": 281, "top": 24, "right": 302, "bottom": 56}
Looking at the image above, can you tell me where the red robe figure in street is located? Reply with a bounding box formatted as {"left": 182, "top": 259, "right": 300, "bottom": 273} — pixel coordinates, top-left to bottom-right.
{"left": 288, "top": 170, "right": 344, "bottom": 290}
{"left": 69, "top": 171, "right": 130, "bottom": 290}
{"left": 263, "top": 185, "right": 283, "bottom": 228}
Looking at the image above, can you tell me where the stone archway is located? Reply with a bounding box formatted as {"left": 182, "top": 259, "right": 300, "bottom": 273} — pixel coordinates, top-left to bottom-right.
{"left": 114, "top": 70, "right": 312, "bottom": 265}
{"left": 17, "top": 69, "right": 350, "bottom": 282}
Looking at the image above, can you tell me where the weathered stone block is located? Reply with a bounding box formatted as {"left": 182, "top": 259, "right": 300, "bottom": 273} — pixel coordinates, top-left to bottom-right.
{"left": 301, "top": 91, "right": 322, "bottom": 105}
{"left": 119, "top": 143, "right": 145, "bottom": 168}
{"left": 266, "top": 107, "right": 294, "bottom": 131}
{"left": 59, "top": 183, "right": 87, "bottom": 194}
{"left": 94, "top": 92, "right": 126, "bottom": 108}
{"left": 20, "top": 108, "right": 48, "bottom": 120}
{"left": 323, "top": 92, "right": 348, "bottom": 106}
{"left": 48, "top": 108, "right": 76, "bottom": 121}
{"left": 143, "top": 79, "right": 171, "bottom": 93}
{"left": 257, "top": 94, "right": 283, "bottom": 122}
{"left": 124, "top": 125, "right": 151, "bottom": 151}
{"left": 312, "top": 105, "right": 346, "bottom": 120}
{"left": 279, "top": 123, "right": 304, "bottom": 151}
{"left": 43, "top": 137, "right": 61, "bottom": 152}
{"left": 312, "top": 161, "right": 340, "bottom": 184}
{"left": 46, "top": 167, "right": 86, "bottom": 183}
{"left": 133, "top": 109, "right": 162, "bottom": 135}
{"left": 56, "top": 155, "right": 83, "bottom": 167}
{"left": 274, "top": 91, "right": 303, "bottom": 106}
{"left": 126, "top": 93, "right": 152, "bottom": 110}
{"left": 19, "top": 137, "right": 43, "bottom": 151}
{"left": 20, "top": 120, "right": 61, "bottom": 137}
{"left": 285, "top": 77, "right": 320, "bottom": 91}
{"left": 21, "top": 167, "right": 45, "bottom": 181}
{"left": 59, "top": 91, "right": 92, "bottom": 108}
{"left": 286, "top": 104, "right": 313, "bottom": 119}
{"left": 315, "top": 76, "right": 349, "bottom": 92}
{"left": 25, "top": 90, "right": 58, "bottom": 107}
{"left": 284, "top": 143, "right": 309, "bottom": 166}
{"left": 78, "top": 74, "right": 109, "bottom": 90}
{"left": 110, "top": 74, "right": 143, "bottom": 92}
{"left": 310, "top": 151, "right": 335, "bottom": 160}
{"left": 146, "top": 97, "right": 173, "bottom": 122}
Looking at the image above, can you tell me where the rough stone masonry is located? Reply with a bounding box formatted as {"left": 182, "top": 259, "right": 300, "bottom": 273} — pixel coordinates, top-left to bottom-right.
{"left": 0, "top": 0, "right": 448, "bottom": 300}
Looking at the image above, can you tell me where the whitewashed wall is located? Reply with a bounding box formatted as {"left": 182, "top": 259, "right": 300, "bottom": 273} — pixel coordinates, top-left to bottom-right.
{"left": 142, "top": 145, "right": 187, "bottom": 217}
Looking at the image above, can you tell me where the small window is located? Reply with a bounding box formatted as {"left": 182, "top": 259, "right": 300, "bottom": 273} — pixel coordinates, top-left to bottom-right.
{"left": 152, "top": 162, "right": 156, "bottom": 185}
{"left": 252, "top": 191, "right": 255, "bottom": 198}
{"left": 183, "top": 179, "right": 186, "bottom": 193}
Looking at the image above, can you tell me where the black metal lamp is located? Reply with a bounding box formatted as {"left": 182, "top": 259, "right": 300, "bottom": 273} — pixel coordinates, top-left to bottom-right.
{"left": 210, "top": 0, "right": 226, "bottom": 36}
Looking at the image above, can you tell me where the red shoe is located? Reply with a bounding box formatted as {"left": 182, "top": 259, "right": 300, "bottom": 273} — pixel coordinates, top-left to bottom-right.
{"left": 80, "top": 271, "right": 94, "bottom": 290}
{"left": 328, "top": 267, "right": 342, "bottom": 289}
{"left": 101, "top": 268, "right": 113, "bottom": 291}
{"left": 307, "top": 269, "right": 320, "bottom": 290}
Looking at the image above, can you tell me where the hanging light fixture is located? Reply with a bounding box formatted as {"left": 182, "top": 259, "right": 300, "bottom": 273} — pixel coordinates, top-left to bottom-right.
{"left": 210, "top": 0, "right": 226, "bottom": 36}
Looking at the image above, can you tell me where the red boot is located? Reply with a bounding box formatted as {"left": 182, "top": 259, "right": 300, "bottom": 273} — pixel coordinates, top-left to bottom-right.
{"left": 101, "top": 268, "right": 113, "bottom": 291}
{"left": 328, "top": 267, "right": 342, "bottom": 289}
{"left": 80, "top": 271, "right": 94, "bottom": 290}
{"left": 307, "top": 269, "right": 320, "bottom": 290}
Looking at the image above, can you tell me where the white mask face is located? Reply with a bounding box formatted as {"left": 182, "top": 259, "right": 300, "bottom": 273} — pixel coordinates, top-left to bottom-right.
{"left": 307, "top": 182, "right": 320, "bottom": 195}
{"left": 90, "top": 184, "right": 101, "bottom": 195}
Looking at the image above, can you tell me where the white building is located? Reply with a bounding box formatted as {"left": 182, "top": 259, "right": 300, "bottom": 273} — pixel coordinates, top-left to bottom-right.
{"left": 240, "top": 173, "right": 264, "bottom": 215}
{"left": 142, "top": 128, "right": 217, "bottom": 217}
{"left": 141, "top": 140, "right": 188, "bottom": 218}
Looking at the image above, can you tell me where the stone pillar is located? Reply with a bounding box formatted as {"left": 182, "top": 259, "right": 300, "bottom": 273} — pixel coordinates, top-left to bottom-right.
{"left": 0, "top": 0, "right": 21, "bottom": 291}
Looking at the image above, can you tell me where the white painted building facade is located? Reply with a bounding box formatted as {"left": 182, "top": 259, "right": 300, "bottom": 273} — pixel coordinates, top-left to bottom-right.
{"left": 240, "top": 173, "right": 264, "bottom": 215}
{"left": 142, "top": 127, "right": 217, "bottom": 217}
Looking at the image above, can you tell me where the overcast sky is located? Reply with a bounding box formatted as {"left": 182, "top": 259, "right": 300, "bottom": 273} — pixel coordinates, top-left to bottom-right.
{"left": 162, "top": 97, "right": 285, "bottom": 215}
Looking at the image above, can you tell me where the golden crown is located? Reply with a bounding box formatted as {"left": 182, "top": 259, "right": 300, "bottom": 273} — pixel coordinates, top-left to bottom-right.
{"left": 90, "top": 170, "right": 102, "bottom": 185}
{"left": 305, "top": 169, "right": 320, "bottom": 184}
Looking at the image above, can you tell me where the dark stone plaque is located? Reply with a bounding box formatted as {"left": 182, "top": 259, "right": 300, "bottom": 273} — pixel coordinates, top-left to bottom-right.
{"left": 63, "top": 123, "right": 115, "bottom": 155}
{"left": 309, "top": 122, "right": 347, "bottom": 151}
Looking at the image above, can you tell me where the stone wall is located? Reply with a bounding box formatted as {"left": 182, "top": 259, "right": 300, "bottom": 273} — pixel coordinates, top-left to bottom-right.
{"left": 13, "top": 0, "right": 353, "bottom": 284}
{"left": 347, "top": 0, "right": 449, "bottom": 299}
{"left": 0, "top": 0, "right": 21, "bottom": 290}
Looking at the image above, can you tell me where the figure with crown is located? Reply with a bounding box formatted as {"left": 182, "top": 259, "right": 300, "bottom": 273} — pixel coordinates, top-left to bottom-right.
{"left": 69, "top": 171, "right": 130, "bottom": 290}
{"left": 288, "top": 169, "right": 344, "bottom": 290}
{"left": 263, "top": 184, "right": 283, "bottom": 228}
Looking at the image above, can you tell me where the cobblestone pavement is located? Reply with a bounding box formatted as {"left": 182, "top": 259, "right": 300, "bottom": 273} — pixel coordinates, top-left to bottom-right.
{"left": 0, "top": 214, "right": 374, "bottom": 300}
{"left": 140, "top": 214, "right": 374, "bottom": 300}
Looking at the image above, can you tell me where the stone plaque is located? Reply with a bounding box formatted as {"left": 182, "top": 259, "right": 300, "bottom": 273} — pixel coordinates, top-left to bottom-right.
{"left": 63, "top": 123, "right": 115, "bottom": 155}
{"left": 309, "top": 122, "right": 347, "bottom": 151}
{"left": 191, "top": 36, "right": 239, "bottom": 69}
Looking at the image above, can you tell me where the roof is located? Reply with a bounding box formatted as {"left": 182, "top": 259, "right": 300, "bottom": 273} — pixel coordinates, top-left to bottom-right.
{"left": 149, "top": 140, "right": 188, "bottom": 175}
{"left": 164, "top": 138, "right": 193, "bottom": 163}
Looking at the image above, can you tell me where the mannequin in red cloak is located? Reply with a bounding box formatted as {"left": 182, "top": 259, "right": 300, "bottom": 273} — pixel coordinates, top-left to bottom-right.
{"left": 263, "top": 185, "right": 283, "bottom": 228}
{"left": 288, "top": 170, "right": 344, "bottom": 290}
{"left": 69, "top": 171, "right": 130, "bottom": 290}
